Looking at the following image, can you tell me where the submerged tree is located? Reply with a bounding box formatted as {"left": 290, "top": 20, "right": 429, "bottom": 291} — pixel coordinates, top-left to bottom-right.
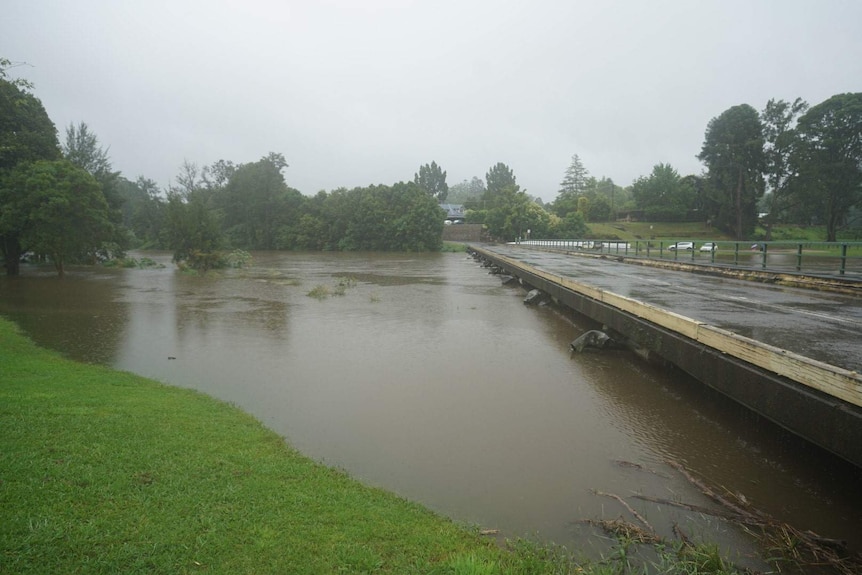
{"left": 3, "top": 160, "right": 113, "bottom": 276}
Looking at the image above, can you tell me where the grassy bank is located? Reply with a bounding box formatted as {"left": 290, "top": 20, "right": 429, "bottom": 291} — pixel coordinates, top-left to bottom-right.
{"left": 1, "top": 317, "right": 758, "bottom": 574}
{"left": 0, "top": 317, "right": 579, "bottom": 574}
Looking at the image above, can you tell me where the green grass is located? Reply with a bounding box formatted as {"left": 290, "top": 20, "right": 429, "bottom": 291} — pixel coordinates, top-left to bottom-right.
{"left": 0, "top": 317, "right": 753, "bottom": 574}
{"left": 0, "top": 317, "right": 575, "bottom": 574}
{"left": 587, "top": 222, "right": 729, "bottom": 242}
{"left": 441, "top": 242, "right": 469, "bottom": 253}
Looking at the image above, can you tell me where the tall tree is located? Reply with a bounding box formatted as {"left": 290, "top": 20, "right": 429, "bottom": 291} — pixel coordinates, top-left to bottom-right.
{"left": 3, "top": 160, "right": 113, "bottom": 276}
{"left": 791, "top": 93, "right": 862, "bottom": 241}
{"left": 0, "top": 63, "right": 62, "bottom": 274}
{"left": 552, "top": 154, "right": 590, "bottom": 216}
{"left": 165, "top": 160, "right": 223, "bottom": 268}
{"left": 697, "top": 104, "right": 765, "bottom": 239}
{"left": 219, "top": 152, "right": 300, "bottom": 250}
{"left": 63, "top": 122, "right": 112, "bottom": 177}
{"left": 760, "top": 98, "right": 809, "bottom": 238}
{"left": 483, "top": 162, "right": 517, "bottom": 206}
{"left": 63, "top": 122, "right": 125, "bottom": 254}
{"left": 413, "top": 161, "right": 449, "bottom": 203}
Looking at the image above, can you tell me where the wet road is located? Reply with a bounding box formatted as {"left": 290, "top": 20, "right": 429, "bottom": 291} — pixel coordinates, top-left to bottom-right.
{"left": 480, "top": 244, "right": 862, "bottom": 374}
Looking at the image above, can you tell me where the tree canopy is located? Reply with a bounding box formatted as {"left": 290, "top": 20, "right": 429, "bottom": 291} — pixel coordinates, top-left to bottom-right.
{"left": 630, "top": 163, "right": 696, "bottom": 221}
{"left": 2, "top": 160, "right": 113, "bottom": 276}
{"left": 0, "top": 69, "right": 62, "bottom": 274}
{"left": 552, "top": 154, "right": 591, "bottom": 217}
{"left": 790, "top": 93, "right": 862, "bottom": 241}
{"left": 698, "top": 104, "right": 765, "bottom": 239}
{"left": 413, "top": 161, "right": 448, "bottom": 203}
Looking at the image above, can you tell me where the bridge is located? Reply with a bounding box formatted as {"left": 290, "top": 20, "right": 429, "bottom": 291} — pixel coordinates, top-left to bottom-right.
{"left": 469, "top": 243, "right": 862, "bottom": 468}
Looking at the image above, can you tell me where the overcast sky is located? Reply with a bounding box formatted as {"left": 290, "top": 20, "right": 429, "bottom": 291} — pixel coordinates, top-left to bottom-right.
{"left": 5, "top": 1, "right": 861, "bottom": 202}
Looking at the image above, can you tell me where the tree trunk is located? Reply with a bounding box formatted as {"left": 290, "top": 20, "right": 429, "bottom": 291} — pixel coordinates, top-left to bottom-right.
{"left": 2, "top": 236, "right": 22, "bottom": 276}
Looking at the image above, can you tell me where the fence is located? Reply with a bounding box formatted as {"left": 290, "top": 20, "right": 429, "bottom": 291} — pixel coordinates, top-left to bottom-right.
{"left": 510, "top": 239, "right": 862, "bottom": 278}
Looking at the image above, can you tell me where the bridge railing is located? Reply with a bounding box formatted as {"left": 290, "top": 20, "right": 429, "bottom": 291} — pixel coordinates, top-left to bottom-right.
{"left": 509, "top": 239, "right": 862, "bottom": 278}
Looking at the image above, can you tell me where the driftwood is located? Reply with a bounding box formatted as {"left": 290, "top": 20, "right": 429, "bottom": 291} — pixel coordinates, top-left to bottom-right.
{"left": 586, "top": 459, "right": 862, "bottom": 575}
{"left": 592, "top": 489, "right": 654, "bottom": 532}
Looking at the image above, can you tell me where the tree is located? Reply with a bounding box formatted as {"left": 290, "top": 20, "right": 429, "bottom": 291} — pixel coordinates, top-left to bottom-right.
{"left": 485, "top": 185, "right": 549, "bottom": 241}
{"left": 62, "top": 121, "right": 125, "bottom": 254}
{"left": 414, "top": 161, "right": 449, "bottom": 203}
{"left": 0, "top": 65, "right": 62, "bottom": 275}
{"left": 116, "top": 176, "right": 166, "bottom": 248}
{"left": 2, "top": 160, "right": 113, "bottom": 276}
{"left": 791, "top": 93, "right": 862, "bottom": 241}
{"left": 761, "top": 98, "right": 809, "bottom": 238}
{"left": 63, "top": 122, "right": 112, "bottom": 178}
{"left": 165, "top": 189, "right": 223, "bottom": 269}
{"left": 630, "top": 163, "right": 696, "bottom": 221}
{"left": 220, "top": 153, "right": 300, "bottom": 250}
{"left": 165, "top": 161, "right": 223, "bottom": 269}
{"left": 552, "top": 154, "right": 591, "bottom": 217}
{"left": 483, "top": 162, "right": 517, "bottom": 206}
{"left": 698, "top": 104, "right": 765, "bottom": 239}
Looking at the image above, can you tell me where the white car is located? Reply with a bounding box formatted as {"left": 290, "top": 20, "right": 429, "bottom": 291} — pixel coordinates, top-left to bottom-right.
{"left": 700, "top": 242, "right": 717, "bottom": 252}
{"left": 668, "top": 241, "right": 694, "bottom": 251}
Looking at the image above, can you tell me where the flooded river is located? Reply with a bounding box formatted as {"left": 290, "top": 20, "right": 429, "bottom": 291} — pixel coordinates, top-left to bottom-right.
{"left": 1, "top": 251, "right": 860, "bottom": 565}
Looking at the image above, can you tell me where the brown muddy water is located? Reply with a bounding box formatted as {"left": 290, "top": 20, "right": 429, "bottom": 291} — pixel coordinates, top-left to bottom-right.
{"left": 2, "top": 251, "right": 860, "bottom": 566}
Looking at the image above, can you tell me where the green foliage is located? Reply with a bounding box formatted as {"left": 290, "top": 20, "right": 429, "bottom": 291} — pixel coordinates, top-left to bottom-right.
{"left": 586, "top": 195, "right": 612, "bottom": 222}
{"left": 221, "top": 249, "right": 253, "bottom": 268}
{"left": 307, "top": 284, "right": 331, "bottom": 299}
{"left": 631, "top": 163, "right": 696, "bottom": 222}
{"left": 760, "top": 98, "right": 808, "bottom": 236}
{"left": 414, "top": 160, "right": 449, "bottom": 202}
{"left": 553, "top": 153, "right": 590, "bottom": 217}
{"left": 116, "top": 176, "right": 167, "bottom": 248}
{"left": 698, "top": 104, "right": 765, "bottom": 239}
{"left": 62, "top": 121, "right": 127, "bottom": 254}
{"left": 790, "top": 92, "right": 862, "bottom": 241}
{"left": 0, "top": 73, "right": 62, "bottom": 274}
{"left": 165, "top": 188, "right": 223, "bottom": 268}
{"left": 0, "top": 76, "right": 60, "bottom": 172}
{"left": 483, "top": 162, "right": 517, "bottom": 207}
{"left": 2, "top": 159, "right": 114, "bottom": 276}
{"left": 548, "top": 211, "right": 588, "bottom": 238}
{"left": 303, "top": 182, "right": 443, "bottom": 251}
{"left": 219, "top": 153, "right": 302, "bottom": 250}
{"left": 484, "top": 185, "right": 549, "bottom": 241}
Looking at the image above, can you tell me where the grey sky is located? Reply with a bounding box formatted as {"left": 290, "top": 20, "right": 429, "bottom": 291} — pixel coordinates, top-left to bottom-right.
{"left": 5, "top": 1, "right": 861, "bottom": 202}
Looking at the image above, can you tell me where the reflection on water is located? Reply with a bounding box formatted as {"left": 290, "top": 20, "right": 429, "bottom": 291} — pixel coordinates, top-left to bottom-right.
{"left": 1, "top": 251, "right": 860, "bottom": 562}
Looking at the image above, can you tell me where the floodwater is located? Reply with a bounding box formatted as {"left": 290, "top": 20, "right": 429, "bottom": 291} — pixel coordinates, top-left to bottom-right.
{"left": 2, "top": 251, "right": 860, "bottom": 567}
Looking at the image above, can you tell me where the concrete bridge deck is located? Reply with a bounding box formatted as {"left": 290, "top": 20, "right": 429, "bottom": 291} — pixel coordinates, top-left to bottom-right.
{"left": 470, "top": 244, "right": 862, "bottom": 467}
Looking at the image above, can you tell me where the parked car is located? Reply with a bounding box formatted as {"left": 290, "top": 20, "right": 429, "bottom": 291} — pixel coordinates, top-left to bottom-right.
{"left": 668, "top": 241, "right": 694, "bottom": 251}
{"left": 699, "top": 242, "right": 717, "bottom": 252}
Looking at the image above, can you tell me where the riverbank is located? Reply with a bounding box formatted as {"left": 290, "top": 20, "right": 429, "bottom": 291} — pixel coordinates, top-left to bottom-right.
{"left": 0, "top": 317, "right": 543, "bottom": 573}
{"left": 2, "top": 315, "right": 777, "bottom": 574}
